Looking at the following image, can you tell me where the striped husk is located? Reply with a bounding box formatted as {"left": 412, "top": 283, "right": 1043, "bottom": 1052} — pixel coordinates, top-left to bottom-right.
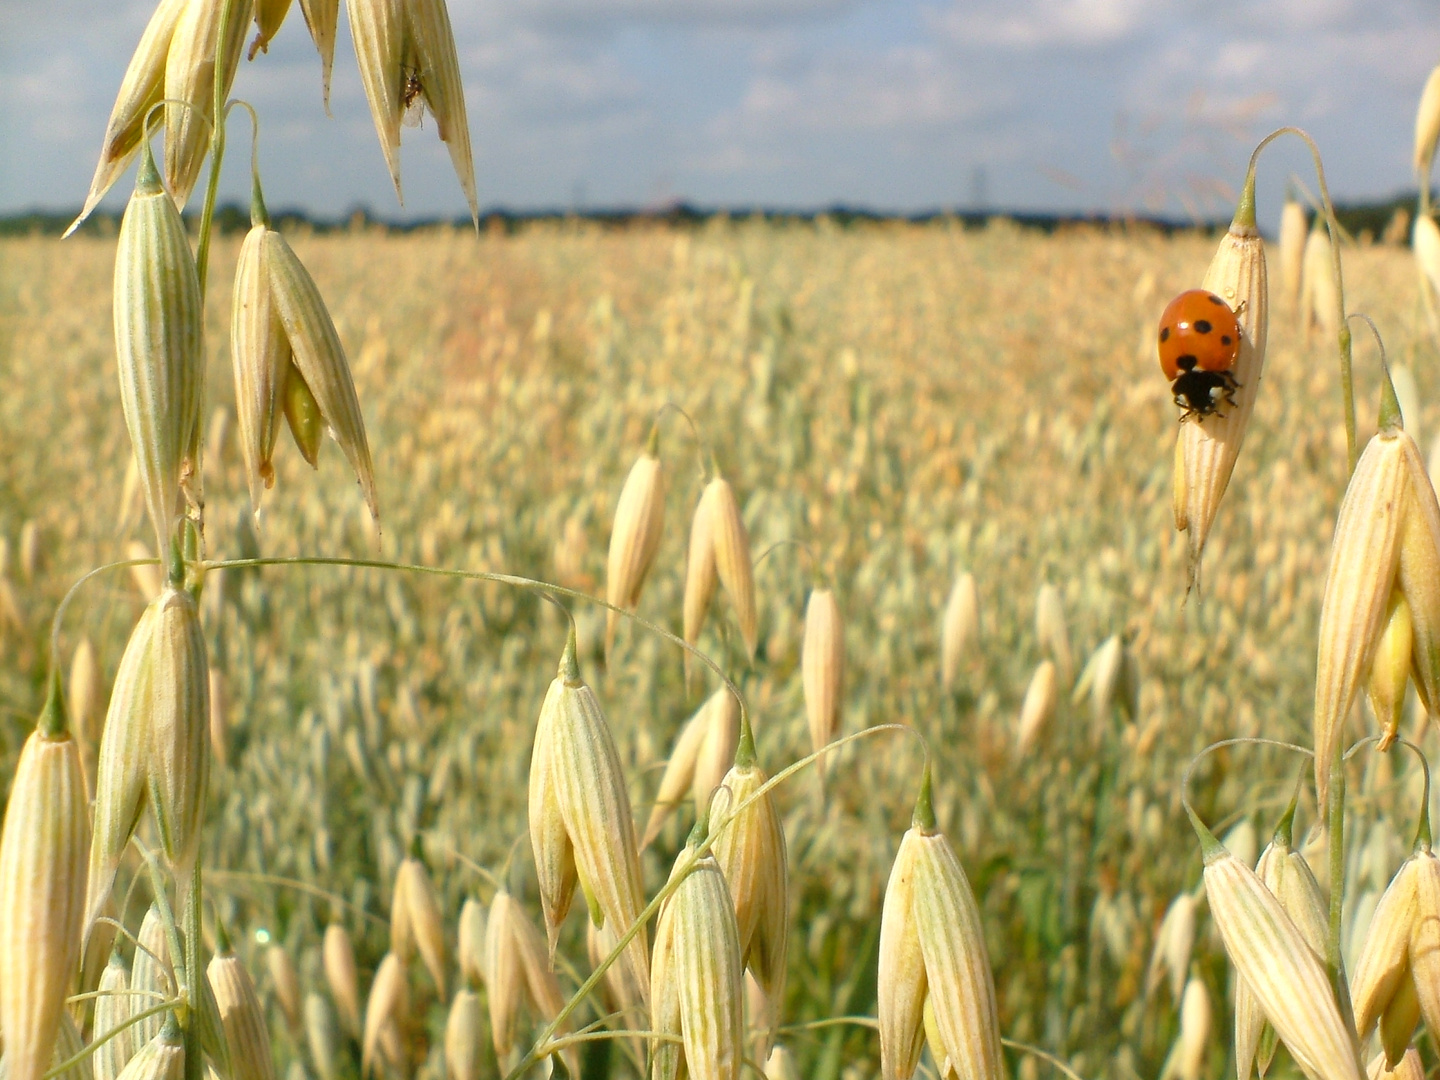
{"left": 114, "top": 1023, "right": 186, "bottom": 1080}
{"left": 1201, "top": 844, "right": 1362, "bottom": 1080}
{"left": 207, "top": 948, "right": 276, "bottom": 1080}
{"left": 113, "top": 143, "right": 203, "bottom": 556}
{"left": 93, "top": 952, "right": 136, "bottom": 1080}
{"left": 527, "top": 632, "right": 650, "bottom": 1003}
{"left": 163, "top": 0, "right": 253, "bottom": 207}
{"left": 0, "top": 729, "right": 91, "bottom": 1080}
{"left": 651, "top": 844, "right": 745, "bottom": 1080}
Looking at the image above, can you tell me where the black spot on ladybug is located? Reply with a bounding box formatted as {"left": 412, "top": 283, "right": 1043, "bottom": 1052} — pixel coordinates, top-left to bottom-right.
{"left": 1194, "top": 319, "right": 1212, "bottom": 334}
{"left": 1208, "top": 294, "right": 1224, "bottom": 305}
{"left": 1176, "top": 354, "right": 1197, "bottom": 371}
{"left": 1220, "top": 334, "right": 1232, "bottom": 345}
{"left": 1159, "top": 327, "right": 1170, "bottom": 342}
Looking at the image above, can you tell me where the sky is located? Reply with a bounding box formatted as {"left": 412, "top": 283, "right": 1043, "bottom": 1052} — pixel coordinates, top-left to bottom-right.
{"left": 2, "top": 0, "right": 1439, "bottom": 225}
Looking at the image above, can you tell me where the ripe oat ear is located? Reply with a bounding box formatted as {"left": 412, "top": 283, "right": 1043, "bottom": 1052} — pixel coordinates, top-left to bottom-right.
{"left": 605, "top": 427, "right": 665, "bottom": 656}
{"left": 1174, "top": 171, "right": 1269, "bottom": 592}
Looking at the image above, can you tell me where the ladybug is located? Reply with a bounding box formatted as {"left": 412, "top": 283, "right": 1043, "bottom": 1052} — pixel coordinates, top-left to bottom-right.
{"left": 1157, "top": 289, "right": 1241, "bottom": 420}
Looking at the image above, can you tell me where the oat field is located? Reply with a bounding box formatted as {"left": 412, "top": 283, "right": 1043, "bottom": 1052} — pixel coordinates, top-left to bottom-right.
{"left": 0, "top": 212, "right": 1433, "bottom": 1080}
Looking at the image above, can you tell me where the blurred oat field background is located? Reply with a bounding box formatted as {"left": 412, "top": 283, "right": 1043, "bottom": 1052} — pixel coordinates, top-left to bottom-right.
{"left": 0, "top": 212, "right": 1433, "bottom": 1080}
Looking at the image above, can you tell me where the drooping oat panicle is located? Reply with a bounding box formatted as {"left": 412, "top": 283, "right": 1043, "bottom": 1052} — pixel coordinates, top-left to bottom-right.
{"left": 163, "top": 0, "right": 253, "bottom": 207}
{"left": 0, "top": 707, "right": 91, "bottom": 1080}
{"left": 802, "top": 587, "right": 844, "bottom": 785}
{"left": 1034, "top": 584, "right": 1072, "bottom": 683}
{"left": 361, "top": 953, "right": 407, "bottom": 1080}
{"left": 483, "top": 890, "right": 577, "bottom": 1077}
{"left": 527, "top": 628, "right": 650, "bottom": 1003}
{"left": 1278, "top": 194, "right": 1308, "bottom": 316}
{"left": 444, "top": 988, "right": 483, "bottom": 1080}
{"left": 345, "top": 0, "right": 478, "bottom": 223}
{"left": 323, "top": 924, "right": 361, "bottom": 1038}
{"left": 651, "top": 824, "right": 745, "bottom": 1080}
{"left": 395, "top": 853, "right": 447, "bottom": 994}
{"left": 940, "top": 572, "right": 978, "bottom": 691}
{"left": 709, "top": 723, "right": 788, "bottom": 1047}
{"left": 1146, "top": 892, "right": 1197, "bottom": 1003}
{"left": 304, "top": 992, "right": 339, "bottom": 1080}
{"left": 707, "top": 474, "right": 758, "bottom": 660}
{"left": 298, "top": 0, "right": 339, "bottom": 108}
{"left": 1313, "top": 418, "right": 1440, "bottom": 810}
{"left": 117, "top": 1020, "right": 187, "bottom": 1080}
{"left": 208, "top": 925, "right": 277, "bottom": 1080}
{"left": 258, "top": 223, "right": 379, "bottom": 522}
{"left": 1016, "top": 660, "right": 1057, "bottom": 757}
{"left": 1174, "top": 176, "right": 1269, "bottom": 587}
{"left": 267, "top": 945, "right": 302, "bottom": 1033}
{"left": 94, "top": 950, "right": 136, "bottom": 1080}
{"left": 456, "top": 898, "right": 485, "bottom": 990}
{"left": 605, "top": 426, "right": 665, "bottom": 655}
{"left": 879, "top": 770, "right": 1001, "bottom": 1080}
{"left": 1416, "top": 64, "right": 1440, "bottom": 177}
{"left": 1189, "top": 813, "right": 1363, "bottom": 1080}
{"left": 113, "top": 142, "right": 204, "bottom": 556}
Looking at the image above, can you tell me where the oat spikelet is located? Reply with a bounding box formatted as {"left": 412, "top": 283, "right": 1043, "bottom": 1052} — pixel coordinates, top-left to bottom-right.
{"left": 708, "top": 474, "right": 758, "bottom": 660}
{"left": 1146, "top": 891, "right": 1197, "bottom": 1003}
{"left": 361, "top": 953, "right": 407, "bottom": 1079}
{"left": 304, "top": 993, "right": 339, "bottom": 1080}
{"left": 297, "top": 0, "right": 339, "bottom": 108}
{"left": 113, "top": 142, "right": 204, "bottom": 556}
{"left": 163, "top": 0, "right": 253, "bottom": 207}
{"left": 323, "top": 924, "right": 361, "bottom": 1038}
{"left": 605, "top": 426, "right": 665, "bottom": 655}
{"left": 444, "top": 988, "right": 483, "bottom": 1080}
{"left": 1301, "top": 221, "right": 1339, "bottom": 347}
{"left": 643, "top": 689, "right": 738, "bottom": 849}
{"left": 1190, "top": 815, "right": 1363, "bottom": 1080}
{"left": 483, "top": 891, "right": 577, "bottom": 1077}
{"left": 1159, "top": 978, "right": 1211, "bottom": 1080}
{"left": 1016, "top": 660, "right": 1057, "bottom": 757}
{"left": 1313, "top": 421, "right": 1440, "bottom": 810}
{"left": 940, "top": 572, "right": 978, "bottom": 691}
{"left": 802, "top": 587, "right": 844, "bottom": 785}
{"left": 683, "top": 483, "right": 719, "bottom": 688}
{"left": 651, "top": 824, "right": 745, "bottom": 1080}
{"left": 208, "top": 925, "right": 277, "bottom": 1080}
{"left": 709, "top": 725, "right": 788, "bottom": 1050}
{"left": 1034, "top": 584, "right": 1072, "bottom": 684}
{"left": 456, "top": 898, "right": 484, "bottom": 991}
{"left": 395, "top": 853, "right": 447, "bottom": 995}
{"left": 267, "top": 945, "right": 302, "bottom": 1033}
{"left": 94, "top": 951, "right": 135, "bottom": 1080}
{"left": 527, "top": 628, "right": 650, "bottom": 1003}
{"left": 0, "top": 713, "right": 91, "bottom": 1080}
{"left": 1175, "top": 176, "right": 1269, "bottom": 588}
{"left": 880, "top": 771, "right": 1001, "bottom": 1080}
{"left": 117, "top": 1021, "right": 186, "bottom": 1080}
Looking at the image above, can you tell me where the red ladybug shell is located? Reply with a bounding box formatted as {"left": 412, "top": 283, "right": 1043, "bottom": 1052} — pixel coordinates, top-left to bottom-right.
{"left": 1157, "top": 289, "right": 1241, "bottom": 380}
